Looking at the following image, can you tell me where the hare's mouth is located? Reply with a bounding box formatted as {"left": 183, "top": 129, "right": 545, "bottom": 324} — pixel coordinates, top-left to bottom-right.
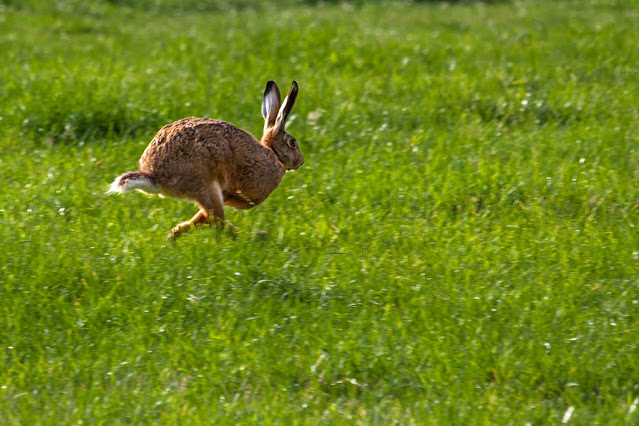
{"left": 287, "top": 161, "right": 303, "bottom": 171}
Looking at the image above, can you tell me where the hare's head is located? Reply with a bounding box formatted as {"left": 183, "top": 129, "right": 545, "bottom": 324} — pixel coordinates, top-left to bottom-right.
{"left": 261, "top": 81, "right": 304, "bottom": 170}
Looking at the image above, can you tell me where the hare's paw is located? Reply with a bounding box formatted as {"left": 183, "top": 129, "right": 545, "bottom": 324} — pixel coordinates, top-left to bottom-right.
{"left": 209, "top": 217, "right": 239, "bottom": 238}
{"left": 167, "top": 221, "right": 197, "bottom": 241}
{"left": 224, "top": 220, "right": 239, "bottom": 239}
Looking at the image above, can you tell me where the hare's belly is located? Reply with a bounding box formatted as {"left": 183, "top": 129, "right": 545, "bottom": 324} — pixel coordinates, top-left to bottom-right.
{"left": 223, "top": 187, "right": 268, "bottom": 208}
{"left": 222, "top": 178, "right": 279, "bottom": 208}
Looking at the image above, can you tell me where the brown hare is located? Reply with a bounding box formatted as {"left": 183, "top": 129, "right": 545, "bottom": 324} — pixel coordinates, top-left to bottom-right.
{"left": 109, "top": 80, "right": 303, "bottom": 239}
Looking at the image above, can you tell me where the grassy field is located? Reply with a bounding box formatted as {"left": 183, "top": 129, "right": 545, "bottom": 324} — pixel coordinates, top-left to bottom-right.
{"left": 1, "top": 0, "right": 639, "bottom": 423}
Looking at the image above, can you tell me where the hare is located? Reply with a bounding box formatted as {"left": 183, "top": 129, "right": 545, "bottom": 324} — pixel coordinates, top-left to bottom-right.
{"left": 108, "top": 80, "right": 303, "bottom": 239}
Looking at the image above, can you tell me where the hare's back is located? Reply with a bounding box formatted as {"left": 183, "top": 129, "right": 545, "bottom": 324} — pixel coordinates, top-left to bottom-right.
{"left": 139, "top": 117, "right": 254, "bottom": 176}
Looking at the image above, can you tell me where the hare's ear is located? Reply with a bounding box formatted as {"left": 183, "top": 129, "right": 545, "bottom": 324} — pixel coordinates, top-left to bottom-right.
{"left": 274, "top": 81, "right": 298, "bottom": 133}
{"left": 262, "top": 81, "right": 281, "bottom": 131}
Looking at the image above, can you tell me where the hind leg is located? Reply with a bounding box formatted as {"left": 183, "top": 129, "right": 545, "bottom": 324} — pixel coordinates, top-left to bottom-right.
{"left": 168, "top": 210, "right": 209, "bottom": 240}
{"left": 168, "top": 181, "right": 234, "bottom": 239}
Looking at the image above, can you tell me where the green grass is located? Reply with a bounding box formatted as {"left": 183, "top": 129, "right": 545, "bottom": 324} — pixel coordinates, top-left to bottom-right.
{"left": 1, "top": 0, "right": 639, "bottom": 423}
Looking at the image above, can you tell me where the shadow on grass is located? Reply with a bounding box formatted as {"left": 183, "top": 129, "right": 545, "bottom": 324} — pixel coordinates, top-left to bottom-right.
{"left": 3, "top": 0, "right": 512, "bottom": 14}
{"left": 435, "top": 98, "right": 591, "bottom": 128}
{"left": 13, "top": 82, "right": 167, "bottom": 145}
{"left": 21, "top": 100, "right": 164, "bottom": 145}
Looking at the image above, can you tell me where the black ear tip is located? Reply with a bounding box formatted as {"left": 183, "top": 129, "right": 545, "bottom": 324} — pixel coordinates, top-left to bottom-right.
{"left": 265, "top": 80, "right": 277, "bottom": 93}
{"left": 289, "top": 81, "right": 299, "bottom": 98}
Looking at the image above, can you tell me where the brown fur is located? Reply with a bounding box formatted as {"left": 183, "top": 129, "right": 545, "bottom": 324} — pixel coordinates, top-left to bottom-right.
{"left": 110, "top": 81, "right": 303, "bottom": 238}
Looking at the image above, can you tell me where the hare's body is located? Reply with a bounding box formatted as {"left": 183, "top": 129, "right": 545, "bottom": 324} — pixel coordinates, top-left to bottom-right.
{"left": 140, "top": 118, "right": 285, "bottom": 209}
{"left": 109, "top": 81, "right": 303, "bottom": 238}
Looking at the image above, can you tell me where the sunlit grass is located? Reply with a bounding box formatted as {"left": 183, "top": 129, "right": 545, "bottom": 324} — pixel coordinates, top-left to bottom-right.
{"left": 1, "top": 0, "right": 638, "bottom": 423}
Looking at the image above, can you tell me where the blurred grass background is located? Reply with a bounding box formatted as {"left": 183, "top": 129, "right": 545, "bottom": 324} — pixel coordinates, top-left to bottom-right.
{"left": 1, "top": 0, "right": 638, "bottom": 423}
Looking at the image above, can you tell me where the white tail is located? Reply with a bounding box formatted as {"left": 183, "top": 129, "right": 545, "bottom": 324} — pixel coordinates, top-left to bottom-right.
{"left": 108, "top": 171, "right": 160, "bottom": 194}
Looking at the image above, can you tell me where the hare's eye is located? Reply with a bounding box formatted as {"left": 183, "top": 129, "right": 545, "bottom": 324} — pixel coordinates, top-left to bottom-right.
{"left": 287, "top": 139, "right": 297, "bottom": 148}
